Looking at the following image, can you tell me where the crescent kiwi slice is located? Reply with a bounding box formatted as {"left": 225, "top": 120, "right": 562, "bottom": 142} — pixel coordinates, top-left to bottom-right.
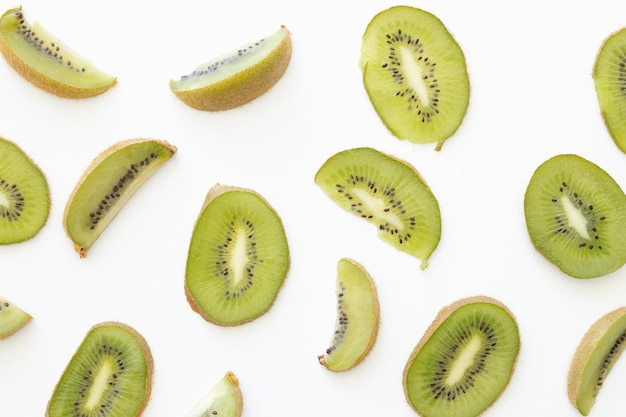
{"left": 170, "top": 26, "right": 292, "bottom": 111}
{"left": 568, "top": 307, "right": 626, "bottom": 416}
{"left": 63, "top": 138, "right": 177, "bottom": 258}
{"left": 403, "top": 296, "right": 520, "bottom": 417}
{"left": 0, "top": 7, "right": 116, "bottom": 98}
{"left": 185, "top": 184, "right": 290, "bottom": 326}
{"left": 0, "top": 296, "right": 32, "bottom": 339}
{"left": 524, "top": 154, "right": 626, "bottom": 278}
{"left": 314, "top": 147, "right": 441, "bottom": 270}
{"left": 184, "top": 371, "right": 243, "bottom": 417}
{"left": 0, "top": 136, "right": 50, "bottom": 244}
{"left": 360, "top": 6, "right": 470, "bottom": 150}
{"left": 46, "top": 321, "right": 153, "bottom": 417}
{"left": 318, "top": 258, "right": 380, "bottom": 372}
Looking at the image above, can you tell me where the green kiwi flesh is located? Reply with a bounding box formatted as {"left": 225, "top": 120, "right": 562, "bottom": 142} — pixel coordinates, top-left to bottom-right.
{"left": 0, "top": 136, "right": 50, "bottom": 244}
{"left": 0, "top": 7, "right": 116, "bottom": 98}
{"left": 315, "top": 147, "right": 441, "bottom": 270}
{"left": 63, "top": 139, "right": 177, "bottom": 258}
{"left": 46, "top": 321, "right": 153, "bottom": 417}
{"left": 360, "top": 6, "right": 470, "bottom": 150}
{"left": 170, "top": 26, "right": 292, "bottom": 111}
{"left": 403, "top": 296, "right": 520, "bottom": 417}
{"left": 185, "top": 184, "right": 290, "bottom": 326}
{"left": 568, "top": 307, "right": 626, "bottom": 416}
{"left": 0, "top": 296, "right": 32, "bottom": 339}
{"left": 524, "top": 154, "right": 626, "bottom": 278}
{"left": 184, "top": 371, "right": 243, "bottom": 417}
{"left": 318, "top": 258, "right": 380, "bottom": 372}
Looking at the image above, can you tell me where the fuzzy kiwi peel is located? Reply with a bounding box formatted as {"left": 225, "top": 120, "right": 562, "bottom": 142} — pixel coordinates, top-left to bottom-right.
{"left": 0, "top": 296, "right": 32, "bottom": 339}
{"left": 170, "top": 26, "right": 292, "bottom": 111}
{"left": 184, "top": 371, "right": 243, "bottom": 417}
{"left": 403, "top": 296, "right": 520, "bottom": 417}
{"left": 0, "top": 7, "right": 116, "bottom": 98}
{"left": 318, "top": 258, "right": 380, "bottom": 372}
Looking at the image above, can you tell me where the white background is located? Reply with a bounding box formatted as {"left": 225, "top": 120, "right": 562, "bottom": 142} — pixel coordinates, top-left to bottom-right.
{"left": 2, "top": 0, "right": 626, "bottom": 416}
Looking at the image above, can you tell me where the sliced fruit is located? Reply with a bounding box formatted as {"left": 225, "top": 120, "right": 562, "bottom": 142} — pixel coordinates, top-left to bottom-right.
{"left": 184, "top": 371, "right": 243, "bottom": 417}
{"left": 0, "top": 296, "right": 32, "bottom": 339}
{"left": 0, "top": 7, "right": 116, "bottom": 98}
{"left": 170, "top": 26, "right": 292, "bottom": 111}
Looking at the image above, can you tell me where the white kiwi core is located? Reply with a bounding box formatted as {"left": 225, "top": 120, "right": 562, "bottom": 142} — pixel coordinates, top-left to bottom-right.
{"left": 447, "top": 334, "right": 482, "bottom": 385}
{"left": 85, "top": 360, "right": 112, "bottom": 410}
{"left": 230, "top": 228, "right": 249, "bottom": 286}
{"left": 399, "top": 45, "right": 430, "bottom": 107}
{"left": 560, "top": 195, "right": 591, "bottom": 240}
{"left": 352, "top": 188, "right": 403, "bottom": 231}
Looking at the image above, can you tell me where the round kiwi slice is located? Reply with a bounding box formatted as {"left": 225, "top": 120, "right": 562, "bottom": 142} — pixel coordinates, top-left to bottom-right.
{"left": 46, "top": 321, "right": 153, "bottom": 417}
{"left": 63, "top": 138, "right": 177, "bottom": 258}
{"left": 403, "top": 296, "right": 520, "bottom": 417}
{"left": 314, "top": 147, "right": 441, "bottom": 270}
{"left": 0, "top": 136, "right": 50, "bottom": 244}
{"left": 524, "top": 154, "right": 626, "bottom": 278}
{"left": 360, "top": 6, "right": 470, "bottom": 150}
{"left": 185, "top": 184, "right": 290, "bottom": 326}
{"left": 318, "top": 258, "right": 380, "bottom": 372}
{"left": 184, "top": 371, "right": 243, "bottom": 417}
{"left": 0, "top": 7, "right": 116, "bottom": 98}
{"left": 170, "top": 26, "right": 292, "bottom": 111}
{"left": 0, "top": 296, "right": 32, "bottom": 339}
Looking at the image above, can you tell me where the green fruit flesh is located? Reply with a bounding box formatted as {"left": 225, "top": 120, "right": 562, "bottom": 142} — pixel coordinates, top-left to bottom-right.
{"left": 0, "top": 137, "right": 50, "bottom": 244}
{"left": 46, "top": 322, "right": 153, "bottom": 417}
{"left": 360, "top": 6, "right": 470, "bottom": 150}
{"left": 184, "top": 372, "right": 243, "bottom": 417}
{"left": 318, "top": 258, "right": 380, "bottom": 372}
{"left": 185, "top": 184, "right": 290, "bottom": 326}
{"left": 403, "top": 296, "right": 520, "bottom": 417}
{"left": 315, "top": 147, "right": 441, "bottom": 270}
{"left": 524, "top": 154, "right": 626, "bottom": 278}
{"left": 0, "top": 296, "right": 32, "bottom": 339}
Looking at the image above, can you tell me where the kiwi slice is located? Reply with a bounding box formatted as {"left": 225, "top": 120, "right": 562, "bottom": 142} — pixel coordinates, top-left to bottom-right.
{"left": 318, "top": 258, "right": 380, "bottom": 372}
{"left": 568, "top": 307, "right": 626, "bottom": 416}
{"left": 524, "top": 154, "right": 626, "bottom": 278}
{"left": 0, "top": 136, "right": 50, "bottom": 244}
{"left": 170, "top": 26, "right": 292, "bottom": 111}
{"left": 185, "top": 184, "right": 290, "bottom": 326}
{"left": 63, "top": 138, "right": 177, "bottom": 258}
{"left": 403, "top": 296, "right": 520, "bottom": 417}
{"left": 0, "top": 7, "right": 116, "bottom": 98}
{"left": 0, "top": 296, "right": 32, "bottom": 339}
{"left": 359, "top": 6, "right": 470, "bottom": 150}
{"left": 315, "top": 147, "right": 441, "bottom": 270}
{"left": 184, "top": 371, "right": 243, "bottom": 417}
{"left": 46, "top": 321, "right": 153, "bottom": 417}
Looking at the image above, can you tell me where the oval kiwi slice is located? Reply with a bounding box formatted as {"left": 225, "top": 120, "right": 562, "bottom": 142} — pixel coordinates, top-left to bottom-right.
{"left": 0, "top": 7, "right": 116, "bottom": 98}
{"left": 184, "top": 371, "right": 243, "bottom": 417}
{"left": 403, "top": 296, "right": 520, "bottom": 417}
{"left": 360, "top": 6, "right": 470, "bottom": 150}
{"left": 0, "top": 136, "right": 50, "bottom": 244}
{"left": 524, "top": 154, "right": 626, "bottom": 278}
{"left": 0, "top": 296, "right": 32, "bottom": 339}
{"left": 46, "top": 321, "right": 153, "bottom": 417}
{"left": 185, "top": 184, "right": 290, "bottom": 326}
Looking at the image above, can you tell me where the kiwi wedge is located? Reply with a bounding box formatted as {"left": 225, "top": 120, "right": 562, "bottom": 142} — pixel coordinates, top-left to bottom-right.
{"left": 359, "top": 6, "right": 470, "bottom": 150}
{"left": 318, "top": 258, "right": 380, "bottom": 372}
{"left": 0, "top": 7, "right": 116, "bottom": 98}
{"left": 403, "top": 296, "right": 520, "bottom": 417}
{"left": 315, "top": 147, "right": 441, "bottom": 270}
{"left": 170, "top": 26, "right": 292, "bottom": 111}
{"left": 568, "top": 307, "right": 626, "bottom": 416}
{"left": 185, "top": 184, "right": 290, "bottom": 326}
{"left": 524, "top": 154, "right": 626, "bottom": 278}
{"left": 0, "top": 296, "right": 32, "bottom": 339}
{"left": 46, "top": 321, "right": 153, "bottom": 417}
{"left": 0, "top": 136, "right": 50, "bottom": 244}
{"left": 63, "top": 138, "right": 177, "bottom": 258}
{"left": 184, "top": 371, "right": 243, "bottom": 417}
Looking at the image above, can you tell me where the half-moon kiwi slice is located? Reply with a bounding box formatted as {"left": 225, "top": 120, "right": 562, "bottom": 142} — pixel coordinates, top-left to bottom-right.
{"left": 0, "top": 296, "right": 32, "bottom": 339}
{"left": 185, "top": 184, "right": 290, "bottom": 326}
{"left": 46, "top": 321, "right": 153, "bottom": 417}
{"left": 315, "top": 147, "right": 441, "bottom": 270}
{"left": 170, "top": 26, "right": 292, "bottom": 111}
{"left": 63, "top": 138, "right": 177, "bottom": 258}
{"left": 0, "top": 136, "right": 50, "bottom": 244}
{"left": 0, "top": 7, "right": 116, "bottom": 98}
{"left": 403, "top": 296, "right": 520, "bottom": 417}
{"left": 360, "top": 6, "right": 470, "bottom": 150}
{"left": 524, "top": 154, "right": 626, "bottom": 278}
{"left": 184, "top": 371, "right": 243, "bottom": 417}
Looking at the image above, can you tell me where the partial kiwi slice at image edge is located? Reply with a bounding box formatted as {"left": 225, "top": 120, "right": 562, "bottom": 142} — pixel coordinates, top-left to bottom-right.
{"left": 46, "top": 321, "right": 153, "bottom": 417}
{"left": 403, "top": 296, "right": 520, "bottom": 417}
{"left": 0, "top": 295, "right": 32, "bottom": 339}
{"left": 184, "top": 371, "right": 243, "bottom": 417}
